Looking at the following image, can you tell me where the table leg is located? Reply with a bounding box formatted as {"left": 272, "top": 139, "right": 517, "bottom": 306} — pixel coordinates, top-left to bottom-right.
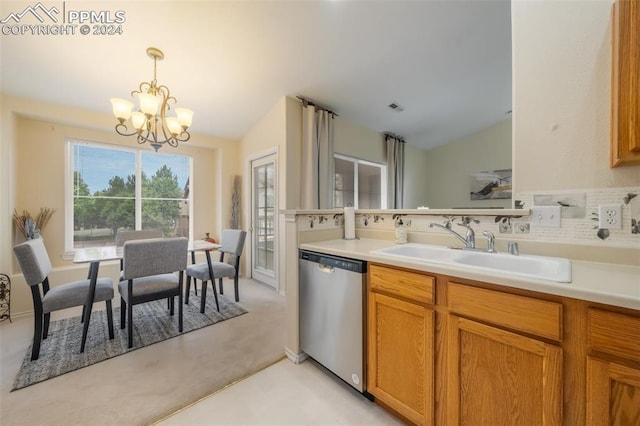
{"left": 80, "top": 261, "right": 99, "bottom": 353}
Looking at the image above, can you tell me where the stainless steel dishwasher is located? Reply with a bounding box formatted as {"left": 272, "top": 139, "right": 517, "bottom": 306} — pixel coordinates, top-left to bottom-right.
{"left": 299, "top": 250, "right": 367, "bottom": 393}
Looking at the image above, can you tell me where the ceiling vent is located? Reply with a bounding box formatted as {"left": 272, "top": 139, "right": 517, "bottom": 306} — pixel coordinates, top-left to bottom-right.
{"left": 388, "top": 102, "right": 405, "bottom": 112}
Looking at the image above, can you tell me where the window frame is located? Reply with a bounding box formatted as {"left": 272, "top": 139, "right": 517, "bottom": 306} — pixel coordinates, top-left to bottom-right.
{"left": 64, "top": 139, "right": 193, "bottom": 258}
{"left": 334, "top": 153, "right": 387, "bottom": 209}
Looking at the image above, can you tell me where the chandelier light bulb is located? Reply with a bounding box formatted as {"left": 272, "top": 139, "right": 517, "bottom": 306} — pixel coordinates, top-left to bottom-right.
{"left": 175, "top": 108, "right": 194, "bottom": 128}
{"left": 131, "top": 111, "right": 147, "bottom": 130}
{"left": 137, "top": 92, "right": 160, "bottom": 116}
{"left": 111, "top": 98, "right": 133, "bottom": 121}
{"left": 165, "top": 117, "right": 182, "bottom": 135}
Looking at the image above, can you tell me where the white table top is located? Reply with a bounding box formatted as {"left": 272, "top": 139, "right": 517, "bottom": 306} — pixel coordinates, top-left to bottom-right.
{"left": 73, "top": 240, "right": 220, "bottom": 263}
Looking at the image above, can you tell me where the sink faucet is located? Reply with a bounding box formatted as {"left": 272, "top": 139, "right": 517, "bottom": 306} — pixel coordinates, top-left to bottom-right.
{"left": 429, "top": 222, "right": 475, "bottom": 249}
{"left": 483, "top": 231, "right": 496, "bottom": 253}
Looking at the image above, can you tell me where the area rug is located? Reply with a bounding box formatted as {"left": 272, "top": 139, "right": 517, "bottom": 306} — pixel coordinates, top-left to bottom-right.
{"left": 12, "top": 294, "right": 247, "bottom": 391}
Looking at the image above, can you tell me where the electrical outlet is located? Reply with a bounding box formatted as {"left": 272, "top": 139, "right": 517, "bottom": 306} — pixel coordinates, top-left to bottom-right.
{"left": 598, "top": 204, "right": 622, "bottom": 229}
{"left": 530, "top": 206, "right": 561, "bottom": 228}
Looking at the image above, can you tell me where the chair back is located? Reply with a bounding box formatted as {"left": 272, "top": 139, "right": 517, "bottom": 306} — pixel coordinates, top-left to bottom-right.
{"left": 115, "top": 229, "right": 163, "bottom": 246}
{"left": 122, "top": 237, "right": 188, "bottom": 280}
{"left": 13, "top": 239, "right": 52, "bottom": 287}
{"left": 219, "top": 229, "right": 247, "bottom": 256}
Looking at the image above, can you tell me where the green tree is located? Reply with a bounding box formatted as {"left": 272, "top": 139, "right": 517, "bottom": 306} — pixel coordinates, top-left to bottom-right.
{"left": 143, "top": 165, "right": 182, "bottom": 235}
{"left": 95, "top": 175, "right": 135, "bottom": 235}
{"left": 73, "top": 171, "right": 94, "bottom": 230}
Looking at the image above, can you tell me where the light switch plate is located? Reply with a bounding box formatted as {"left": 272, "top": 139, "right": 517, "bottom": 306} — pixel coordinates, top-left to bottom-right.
{"left": 598, "top": 204, "right": 622, "bottom": 229}
{"left": 530, "top": 206, "right": 562, "bottom": 228}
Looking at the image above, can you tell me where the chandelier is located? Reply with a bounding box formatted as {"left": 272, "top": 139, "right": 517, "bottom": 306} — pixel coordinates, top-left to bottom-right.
{"left": 110, "top": 47, "right": 194, "bottom": 151}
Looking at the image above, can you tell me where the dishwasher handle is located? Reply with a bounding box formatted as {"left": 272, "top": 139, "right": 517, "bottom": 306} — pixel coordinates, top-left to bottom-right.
{"left": 299, "top": 250, "right": 366, "bottom": 273}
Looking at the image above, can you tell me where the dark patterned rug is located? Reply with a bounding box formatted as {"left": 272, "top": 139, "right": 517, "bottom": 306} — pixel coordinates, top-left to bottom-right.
{"left": 12, "top": 294, "right": 247, "bottom": 391}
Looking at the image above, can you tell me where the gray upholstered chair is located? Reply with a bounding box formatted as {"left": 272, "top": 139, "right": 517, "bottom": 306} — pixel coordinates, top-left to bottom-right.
{"left": 185, "top": 229, "right": 247, "bottom": 313}
{"left": 13, "top": 238, "right": 115, "bottom": 360}
{"left": 118, "top": 237, "right": 188, "bottom": 348}
{"left": 115, "top": 229, "right": 163, "bottom": 275}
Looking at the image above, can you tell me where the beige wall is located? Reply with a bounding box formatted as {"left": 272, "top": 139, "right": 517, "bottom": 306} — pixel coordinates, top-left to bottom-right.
{"left": 418, "top": 118, "right": 512, "bottom": 209}
{"left": 333, "top": 117, "right": 385, "bottom": 164}
{"left": 512, "top": 0, "right": 640, "bottom": 192}
{"left": 2, "top": 94, "right": 239, "bottom": 315}
{"left": 402, "top": 143, "right": 431, "bottom": 209}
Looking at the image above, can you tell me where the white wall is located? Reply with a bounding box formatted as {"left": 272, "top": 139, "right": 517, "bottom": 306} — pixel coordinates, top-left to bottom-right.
{"left": 512, "top": 0, "right": 640, "bottom": 192}
{"left": 402, "top": 143, "right": 431, "bottom": 209}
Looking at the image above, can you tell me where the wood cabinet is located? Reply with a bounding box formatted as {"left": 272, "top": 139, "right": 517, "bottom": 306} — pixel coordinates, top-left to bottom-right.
{"left": 365, "top": 264, "right": 640, "bottom": 425}
{"left": 586, "top": 309, "right": 640, "bottom": 425}
{"left": 447, "top": 284, "right": 563, "bottom": 425}
{"left": 367, "top": 265, "right": 434, "bottom": 425}
{"left": 611, "top": 0, "right": 640, "bottom": 167}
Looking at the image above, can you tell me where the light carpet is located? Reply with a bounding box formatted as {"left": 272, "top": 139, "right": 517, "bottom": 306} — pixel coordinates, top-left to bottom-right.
{"left": 12, "top": 294, "right": 246, "bottom": 391}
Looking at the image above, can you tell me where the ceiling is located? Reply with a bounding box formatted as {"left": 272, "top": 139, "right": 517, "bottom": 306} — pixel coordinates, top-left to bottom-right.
{"left": 0, "top": 1, "right": 512, "bottom": 150}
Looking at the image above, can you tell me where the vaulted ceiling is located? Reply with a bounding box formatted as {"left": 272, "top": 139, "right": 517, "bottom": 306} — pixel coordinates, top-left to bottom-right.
{"left": 0, "top": 1, "right": 511, "bottom": 150}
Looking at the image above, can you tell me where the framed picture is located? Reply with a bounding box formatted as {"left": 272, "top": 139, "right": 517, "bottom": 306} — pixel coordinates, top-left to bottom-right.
{"left": 470, "top": 169, "right": 512, "bottom": 200}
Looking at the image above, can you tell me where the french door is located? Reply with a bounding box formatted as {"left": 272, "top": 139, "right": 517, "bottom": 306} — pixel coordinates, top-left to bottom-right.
{"left": 251, "top": 154, "right": 277, "bottom": 288}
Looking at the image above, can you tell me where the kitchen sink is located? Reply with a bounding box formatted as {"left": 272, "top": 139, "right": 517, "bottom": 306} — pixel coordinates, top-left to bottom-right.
{"left": 371, "top": 243, "right": 572, "bottom": 283}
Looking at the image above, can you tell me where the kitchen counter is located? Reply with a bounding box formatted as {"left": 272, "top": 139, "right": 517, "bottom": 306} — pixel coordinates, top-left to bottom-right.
{"left": 299, "top": 238, "right": 640, "bottom": 310}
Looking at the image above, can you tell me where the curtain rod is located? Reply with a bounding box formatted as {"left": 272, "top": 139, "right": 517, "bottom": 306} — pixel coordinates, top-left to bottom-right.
{"left": 296, "top": 96, "right": 338, "bottom": 117}
{"left": 384, "top": 132, "right": 406, "bottom": 143}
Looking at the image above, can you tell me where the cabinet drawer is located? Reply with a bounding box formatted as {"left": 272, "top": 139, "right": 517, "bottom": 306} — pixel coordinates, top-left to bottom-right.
{"left": 369, "top": 264, "right": 434, "bottom": 305}
{"left": 448, "top": 282, "right": 562, "bottom": 341}
{"left": 588, "top": 309, "right": 640, "bottom": 363}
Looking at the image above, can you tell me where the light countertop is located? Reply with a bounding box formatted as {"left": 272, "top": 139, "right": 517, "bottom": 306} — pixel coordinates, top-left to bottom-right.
{"left": 299, "top": 238, "right": 640, "bottom": 311}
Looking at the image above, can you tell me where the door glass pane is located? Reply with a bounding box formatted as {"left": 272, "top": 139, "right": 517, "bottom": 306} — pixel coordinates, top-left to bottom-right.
{"left": 358, "top": 163, "right": 382, "bottom": 209}
{"left": 334, "top": 157, "right": 354, "bottom": 208}
{"left": 254, "top": 162, "right": 275, "bottom": 272}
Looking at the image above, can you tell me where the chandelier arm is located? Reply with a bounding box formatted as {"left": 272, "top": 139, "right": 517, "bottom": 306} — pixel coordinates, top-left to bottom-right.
{"left": 115, "top": 122, "right": 139, "bottom": 137}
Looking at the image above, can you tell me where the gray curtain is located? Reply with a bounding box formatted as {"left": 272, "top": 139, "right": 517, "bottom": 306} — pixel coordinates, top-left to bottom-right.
{"left": 300, "top": 102, "right": 335, "bottom": 209}
{"left": 386, "top": 134, "right": 405, "bottom": 209}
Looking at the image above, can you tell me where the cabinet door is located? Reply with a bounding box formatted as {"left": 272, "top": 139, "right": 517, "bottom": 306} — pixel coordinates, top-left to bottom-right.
{"left": 587, "top": 357, "right": 640, "bottom": 425}
{"left": 368, "top": 291, "right": 434, "bottom": 425}
{"left": 448, "top": 316, "right": 562, "bottom": 425}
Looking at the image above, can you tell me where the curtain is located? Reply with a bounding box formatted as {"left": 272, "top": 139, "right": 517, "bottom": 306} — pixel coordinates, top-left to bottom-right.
{"left": 386, "top": 134, "right": 405, "bottom": 209}
{"left": 300, "top": 102, "right": 335, "bottom": 209}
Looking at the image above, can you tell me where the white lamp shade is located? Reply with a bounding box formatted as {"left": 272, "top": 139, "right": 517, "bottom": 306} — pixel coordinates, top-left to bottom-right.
{"left": 131, "top": 111, "right": 147, "bottom": 130}
{"left": 165, "top": 117, "right": 182, "bottom": 135}
{"left": 137, "top": 93, "right": 160, "bottom": 116}
{"left": 111, "top": 98, "right": 133, "bottom": 120}
{"left": 175, "top": 108, "right": 194, "bottom": 128}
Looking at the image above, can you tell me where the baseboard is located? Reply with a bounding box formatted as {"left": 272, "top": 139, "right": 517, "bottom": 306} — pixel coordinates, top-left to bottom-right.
{"left": 284, "top": 346, "right": 308, "bottom": 364}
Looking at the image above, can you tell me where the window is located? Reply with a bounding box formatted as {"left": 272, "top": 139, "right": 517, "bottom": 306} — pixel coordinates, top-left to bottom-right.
{"left": 67, "top": 141, "right": 192, "bottom": 252}
{"left": 334, "top": 154, "right": 386, "bottom": 209}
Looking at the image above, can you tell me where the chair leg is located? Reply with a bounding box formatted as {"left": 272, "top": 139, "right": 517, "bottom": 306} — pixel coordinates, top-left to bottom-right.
{"left": 200, "top": 281, "right": 208, "bottom": 314}
{"left": 234, "top": 275, "right": 240, "bottom": 302}
{"left": 106, "top": 300, "right": 115, "bottom": 339}
{"left": 194, "top": 280, "right": 198, "bottom": 296}
{"left": 185, "top": 276, "right": 191, "bottom": 304}
{"left": 81, "top": 305, "right": 86, "bottom": 323}
{"left": 219, "top": 278, "right": 224, "bottom": 295}
{"left": 127, "top": 298, "right": 133, "bottom": 348}
{"left": 43, "top": 312, "right": 51, "bottom": 339}
{"left": 212, "top": 279, "right": 220, "bottom": 312}
{"left": 169, "top": 296, "right": 175, "bottom": 316}
{"left": 178, "top": 285, "right": 183, "bottom": 332}
{"left": 31, "top": 310, "right": 43, "bottom": 361}
{"left": 120, "top": 298, "right": 126, "bottom": 329}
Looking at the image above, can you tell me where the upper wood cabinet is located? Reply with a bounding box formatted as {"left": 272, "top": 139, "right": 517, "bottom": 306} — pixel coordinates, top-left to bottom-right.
{"left": 611, "top": 0, "right": 640, "bottom": 167}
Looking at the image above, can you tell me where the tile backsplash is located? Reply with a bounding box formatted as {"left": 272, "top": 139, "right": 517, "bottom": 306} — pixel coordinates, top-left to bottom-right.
{"left": 296, "top": 186, "right": 640, "bottom": 248}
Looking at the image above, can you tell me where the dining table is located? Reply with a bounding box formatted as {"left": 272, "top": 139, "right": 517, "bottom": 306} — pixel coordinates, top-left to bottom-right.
{"left": 73, "top": 239, "right": 220, "bottom": 353}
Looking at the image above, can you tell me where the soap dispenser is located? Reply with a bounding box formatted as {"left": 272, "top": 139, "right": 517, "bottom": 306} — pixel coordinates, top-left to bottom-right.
{"left": 395, "top": 218, "right": 408, "bottom": 244}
